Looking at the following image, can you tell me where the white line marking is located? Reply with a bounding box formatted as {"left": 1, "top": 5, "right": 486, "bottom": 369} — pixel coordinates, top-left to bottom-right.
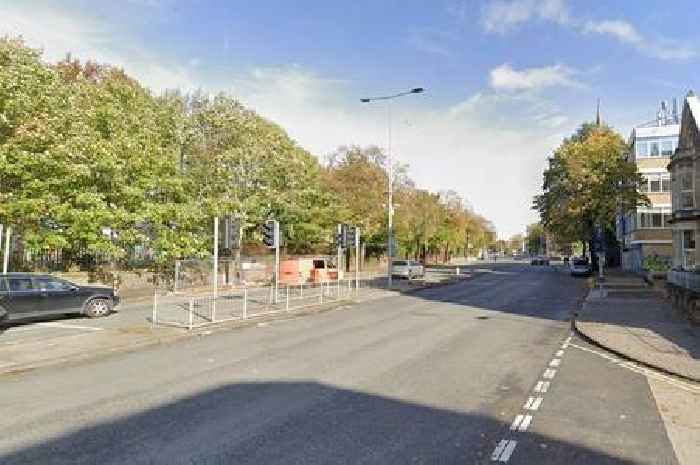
{"left": 555, "top": 350, "right": 564, "bottom": 357}
{"left": 561, "top": 343, "right": 568, "bottom": 349}
{"left": 37, "top": 322, "right": 103, "bottom": 331}
{"left": 524, "top": 396, "right": 543, "bottom": 410}
{"left": 568, "top": 342, "right": 700, "bottom": 394}
{"left": 543, "top": 368, "right": 557, "bottom": 379}
{"left": 530, "top": 397, "right": 543, "bottom": 411}
{"left": 500, "top": 440, "right": 518, "bottom": 462}
{"left": 510, "top": 415, "right": 523, "bottom": 431}
{"left": 565, "top": 335, "right": 572, "bottom": 344}
{"left": 549, "top": 358, "right": 561, "bottom": 367}
{"left": 534, "top": 380, "right": 550, "bottom": 393}
{"left": 518, "top": 415, "right": 533, "bottom": 432}
{"left": 491, "top": 440, "right": 509, "bottom": 460}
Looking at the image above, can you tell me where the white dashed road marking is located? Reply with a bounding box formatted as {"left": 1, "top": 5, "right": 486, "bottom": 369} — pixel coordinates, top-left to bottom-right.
{"left": 491, "top": 440, "right": 518, "bottom": 462}
{"left": 543, "top": 368, "right": 557, "bottom": 379}
{"left": 534, "top": 381, "right": 550, "bottom": 393}
{"left": 555, "top": 349, "right": 564, "bottom": 357}
{"left": 523, "top": 396, "right": 543, "bottom": 411}
{"left": 510, "top": 414, "right": 533, "bottom": 432}
{"left": 549, "top": 358, "right": 561, "bottom": 367}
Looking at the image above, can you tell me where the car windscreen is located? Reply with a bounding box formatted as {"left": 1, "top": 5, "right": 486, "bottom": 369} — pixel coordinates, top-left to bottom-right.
{"left": 393, "top": 260, "right": 407, "bottom": 266}
{"left": 573, "top": 259, "right": 588, "bottom": 265}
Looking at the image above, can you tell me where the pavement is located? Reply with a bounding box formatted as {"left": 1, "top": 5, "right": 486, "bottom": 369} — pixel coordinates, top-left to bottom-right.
{"left": 575, "top": 269, "right": 700, "bottom": 382}
{"left": 0, "top": 262, "right": 695, "bottom": 464}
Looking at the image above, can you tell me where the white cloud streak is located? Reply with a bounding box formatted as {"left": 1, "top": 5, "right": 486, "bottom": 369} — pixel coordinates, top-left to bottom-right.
{"left": 489, "top": 63, "right": 580, "bottom": 91}
{"left": 481, "top": 0, "right": 569, "bottom": 34}
{"left": 0, "top": 2, "right": 196, "bottom": 93}
{"left": 479, "top": 0, "right": 696, "bottom": 61}
{"left": 583, "top": 20, "right": 696, "bottom": 61}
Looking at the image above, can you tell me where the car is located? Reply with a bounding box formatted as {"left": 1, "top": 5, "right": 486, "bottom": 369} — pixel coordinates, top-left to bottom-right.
{"left": 391, "top": 260, "right": 425, "bottom": 279}
{"left": 530, "top": 256, "right": 550, "bottom": 266}
{"left": 0, "top": 273, "right": 119, "bottom": 325}
{"left": 569, "top": 258, "right": 592, "bottom": 277}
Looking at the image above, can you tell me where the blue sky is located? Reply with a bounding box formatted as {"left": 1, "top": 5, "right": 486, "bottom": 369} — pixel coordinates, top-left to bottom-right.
{"left": 3, "top": 0, "right": 700, "bottom": 237}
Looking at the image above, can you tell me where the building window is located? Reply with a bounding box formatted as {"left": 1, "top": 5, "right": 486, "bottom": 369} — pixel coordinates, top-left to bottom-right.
{"left": 661, "top": 140, "right": 674, "bottom": 156}
{"left": 637, "top": 209, "right": 671, "bottom": 229}
{"left": 636, "top": 141, "right": 648, "bottom": 157}
{"left": 640, "top": 173, "right": 671, "bottom": 193}
{"left": 683, "top": 230, "right": 695, "bottom": 269}
{"left": 649, "top": 141, "right": 660, "bottom": 156}
{"left": 679, "top": 169, "right": 694, "bottom": 209}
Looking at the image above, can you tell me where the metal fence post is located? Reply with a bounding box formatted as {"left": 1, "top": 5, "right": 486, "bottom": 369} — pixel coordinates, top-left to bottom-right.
{"left": 286, "top": 285, "right": 290, "bottom": 312}
{"left": 300, "top": 281, "right": 303, "bottom": 298}
{"left": 243, "top": 287, "right": 248, "bottom": 319}
{"left": 188, "top": 298, "right": 194, "bottom": 331}
{"left": 320, "top": 282, "right": 324, "bottom": 304}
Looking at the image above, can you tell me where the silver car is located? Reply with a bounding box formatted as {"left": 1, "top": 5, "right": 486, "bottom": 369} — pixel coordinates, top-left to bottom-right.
{"left": 391, "top": 260, "right": 425, "bottom": 279}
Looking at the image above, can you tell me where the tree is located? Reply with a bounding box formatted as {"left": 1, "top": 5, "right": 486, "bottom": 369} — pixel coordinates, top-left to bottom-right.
{"left": 534, "top": 123, "right": 647, "bottom": 255}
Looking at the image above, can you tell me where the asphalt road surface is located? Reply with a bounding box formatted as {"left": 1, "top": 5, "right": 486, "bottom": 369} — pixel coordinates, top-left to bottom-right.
{"left": 0, "top": 263, "right": 682, "bottom": 464}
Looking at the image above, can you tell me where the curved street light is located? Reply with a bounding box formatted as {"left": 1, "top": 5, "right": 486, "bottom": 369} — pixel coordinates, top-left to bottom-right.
{"left": 360, "top": 87, "right": 425, "bottom": 287}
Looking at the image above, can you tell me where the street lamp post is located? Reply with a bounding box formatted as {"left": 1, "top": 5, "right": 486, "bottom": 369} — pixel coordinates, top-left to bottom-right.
{"left": 361, "top": 87, "right": 424, "bottom": 287}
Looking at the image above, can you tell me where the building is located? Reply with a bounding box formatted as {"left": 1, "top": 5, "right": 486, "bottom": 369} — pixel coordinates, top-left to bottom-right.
{"left": 666, "top": 92, "right": 700, "bottom": 323}
{"left": 668, "top": 92, "right": 700, "bottom": 270}
{"left": 618, "top": 100, "right": 680, "bottom": 272}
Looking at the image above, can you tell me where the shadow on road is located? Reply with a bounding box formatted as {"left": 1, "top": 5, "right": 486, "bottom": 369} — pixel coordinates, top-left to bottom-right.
{"left": 0, "top": 381, "right": 639, "bottom": 465}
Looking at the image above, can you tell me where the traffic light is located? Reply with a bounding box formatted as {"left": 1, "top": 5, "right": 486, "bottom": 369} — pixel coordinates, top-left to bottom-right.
{"left": 336, "top": 224, "right": 348, "bottom": 249}
{"left": 262, "top": 220, "right": 278, "bottom": 248}
{"left": 224, "top": 216, "right": 241, "bottom": 250}
{"left": 346, "top": 225, "right": 358, "bottom": 247}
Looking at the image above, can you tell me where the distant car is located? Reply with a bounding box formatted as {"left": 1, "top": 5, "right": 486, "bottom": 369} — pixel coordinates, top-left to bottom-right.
{"left": 530, "top": 256, "right": 550, "bottom": 266}
{"left": 0, "top": 273, "right": 119, "bottom": 325}
{"left": 391, "top": 260, "right": 425, "bottom": 279}
{"left": 569, "top": 258, "right": 592, "bottom": 277}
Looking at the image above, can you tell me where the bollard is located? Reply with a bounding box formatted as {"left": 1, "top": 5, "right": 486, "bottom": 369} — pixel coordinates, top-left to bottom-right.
{"left": 286, "top": 285, "right": 290, "bottom": 312}
{"left": 300, "top": 281, "right": 303, "bottom": 298}
{"left": 243, "top": 287, "right": 248, "bottom": 319}
{"left": 188, "top": 298, "right": 194, "bottom": 331}
{"left": 320, "top": 282, "right": 324, "bottom": 304}
{"left": 456, "top": 267, "right": 460, "bottom": 275}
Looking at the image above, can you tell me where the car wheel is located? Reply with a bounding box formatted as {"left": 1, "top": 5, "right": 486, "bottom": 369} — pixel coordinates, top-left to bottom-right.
{"left": 85, "top": 298, "right": 111, "bottom": 318}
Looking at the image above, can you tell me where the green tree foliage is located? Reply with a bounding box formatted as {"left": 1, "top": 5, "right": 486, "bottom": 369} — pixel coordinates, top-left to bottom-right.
{"left": 0, "top": 38, "right": 495, "bottom": 272}
{"left": 533, "top": 123, "right": 648, "bottom": 250}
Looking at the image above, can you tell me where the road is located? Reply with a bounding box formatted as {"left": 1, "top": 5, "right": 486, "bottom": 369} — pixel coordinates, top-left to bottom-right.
{"left": 0, "top": 263, "right": 684, "bottom": 464}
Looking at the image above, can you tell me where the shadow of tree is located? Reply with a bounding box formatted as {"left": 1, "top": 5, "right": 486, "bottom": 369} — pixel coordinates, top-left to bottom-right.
{"left": 0, "top": 381, "right": 641, "bottom": 465}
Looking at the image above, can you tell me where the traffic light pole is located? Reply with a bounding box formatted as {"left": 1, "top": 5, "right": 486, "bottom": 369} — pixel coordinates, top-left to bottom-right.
{"left": 274, "top": 221, "right": 280, "bottom": 304}
{"left": 355, "top": 227, "right": 360, "bottom": 291}
{"left": 337, "top": 224, "right": 342, "bottom": 297}
{"left": 213, "top": 217, "right": 219, "bottom": 320}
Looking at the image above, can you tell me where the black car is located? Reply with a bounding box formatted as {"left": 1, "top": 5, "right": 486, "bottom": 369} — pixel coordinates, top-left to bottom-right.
{"left": 0, "top": 273, "right": 119, "bottom": 325}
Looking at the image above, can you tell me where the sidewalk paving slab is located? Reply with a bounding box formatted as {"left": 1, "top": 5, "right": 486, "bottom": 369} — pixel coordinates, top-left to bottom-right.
{"left": 575, "top": 270, "right": 700, "bottom": 382}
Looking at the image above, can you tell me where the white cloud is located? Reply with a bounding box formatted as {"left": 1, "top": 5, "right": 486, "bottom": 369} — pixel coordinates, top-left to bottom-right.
{"left": 481, "top": 0, "right": 569, "bottom": 34}
{"left": 489, "top": 63, "right": 580, "bottom": 91}
{"left": 227, "top": 67, "right": 569, "bottom": 237}
{"left": 583, "top": 20, "right": 696, "bottom": 61}
{"left": 0, "top": 3, "right": 196, "bottom": 93}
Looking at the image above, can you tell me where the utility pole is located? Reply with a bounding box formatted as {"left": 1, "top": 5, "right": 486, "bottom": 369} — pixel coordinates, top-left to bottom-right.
{"left": 3, "top": 226, "right": 10, "bottom": 274}
{"left": 213, "top": 217, "right": 219, "bottom": 320}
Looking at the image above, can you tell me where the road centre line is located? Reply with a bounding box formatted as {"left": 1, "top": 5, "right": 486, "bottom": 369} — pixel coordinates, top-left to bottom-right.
{"left": 549, "top": 358, "right": 561, "bottom": 367}
{"left": 523, "top": 396, "right": 543, "bottom": 411}
{"left": 534, "top": 380, "right": 550, "bottom": 393}
{"left": 491, "top": 440, "right": 517, "bottom": 462}
{"left": 509, "top": 414, "right": 533, "bottom": 432}
{"left": 543, "top": 368, "right": 557, "bottom": 379}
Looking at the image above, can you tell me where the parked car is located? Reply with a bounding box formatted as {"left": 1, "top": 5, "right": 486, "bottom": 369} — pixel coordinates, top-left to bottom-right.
{"left": 530, "top": 256, "right": 550, "bottom": 266}
{"left": 391, "top": 260, "right": 425, "bottom": 279}
{"left": 0, "top": 273, "right": 119, "bottom": 325}
{"left": 569, "top": 258, "right": 592, "bottom": 277}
